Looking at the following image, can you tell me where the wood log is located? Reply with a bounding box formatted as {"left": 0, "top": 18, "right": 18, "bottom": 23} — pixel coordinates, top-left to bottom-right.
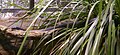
{"left": 0, "top": 16, "right": 86, "bottom": 38}
{"left": 0, "top": 25, "right": 61, "bottom": 38}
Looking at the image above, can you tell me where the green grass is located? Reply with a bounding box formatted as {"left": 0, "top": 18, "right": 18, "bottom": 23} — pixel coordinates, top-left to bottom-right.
{"left": 2, "top": 0, "right": 120, "bottom": 55}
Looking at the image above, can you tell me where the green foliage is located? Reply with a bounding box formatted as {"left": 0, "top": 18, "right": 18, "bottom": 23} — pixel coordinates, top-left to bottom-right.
{"left": 6, "top": 0, "right": 120, "bottom": 55}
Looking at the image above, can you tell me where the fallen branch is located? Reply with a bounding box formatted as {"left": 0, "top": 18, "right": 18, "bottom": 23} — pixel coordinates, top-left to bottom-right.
{"left": 0, "top": 18, "right": 86, "bottom": 38}
{"left": 0, "top": 25, "right": 61, "bottom": 38}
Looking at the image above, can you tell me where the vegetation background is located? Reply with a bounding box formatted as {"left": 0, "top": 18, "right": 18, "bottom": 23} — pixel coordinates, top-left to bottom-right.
{"left": 0, "top": 0, "right": 120, "bottom": 55}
